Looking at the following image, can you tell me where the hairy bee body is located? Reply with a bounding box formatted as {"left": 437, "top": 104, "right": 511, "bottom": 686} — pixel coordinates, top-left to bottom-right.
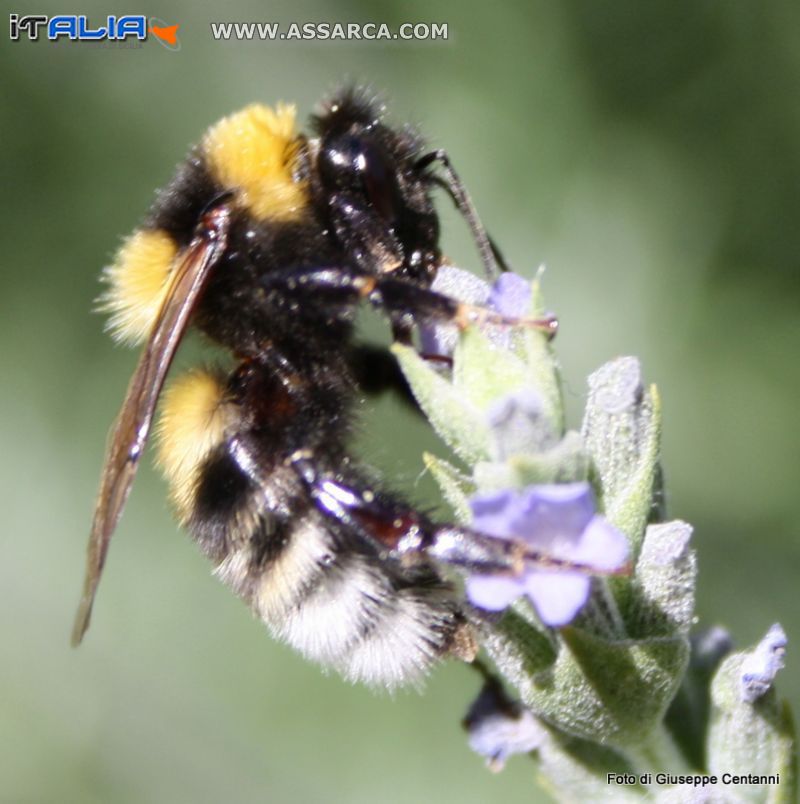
{"left": 97, "top": 90, "right": 476, "bottom": 687}
{"left": 156, "top": 360, "right": 463, "bottom": 688}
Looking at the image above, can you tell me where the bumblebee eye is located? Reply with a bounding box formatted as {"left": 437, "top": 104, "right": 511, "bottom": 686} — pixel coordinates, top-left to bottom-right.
{"left": 319, "top": 134, "right": 401, "bottom": 224}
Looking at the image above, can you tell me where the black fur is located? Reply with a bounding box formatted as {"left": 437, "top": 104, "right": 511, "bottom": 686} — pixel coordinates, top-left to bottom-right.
{"left": 141, "top": 88, "right": 503, "bottom": 684}
{"left": 145, "top": 150, "right": 223, "bottom": 247}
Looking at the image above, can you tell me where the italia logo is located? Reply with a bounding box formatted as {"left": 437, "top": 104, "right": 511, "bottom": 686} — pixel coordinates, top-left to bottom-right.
{"left": 9, "top": 14, "right": 181, "bottom": 50}
{"left": 149, "top": 17, "right": 180, "bottom": 50}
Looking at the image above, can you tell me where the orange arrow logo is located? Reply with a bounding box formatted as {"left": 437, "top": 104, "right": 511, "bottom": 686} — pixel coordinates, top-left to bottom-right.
{"left": 149, "top": 23, "right": 179, "bottom": 46}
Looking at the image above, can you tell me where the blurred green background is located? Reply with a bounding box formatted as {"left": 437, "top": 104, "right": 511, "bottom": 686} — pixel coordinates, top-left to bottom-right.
{"left": 3, "top": 1, "right": 799, "bottom": 802}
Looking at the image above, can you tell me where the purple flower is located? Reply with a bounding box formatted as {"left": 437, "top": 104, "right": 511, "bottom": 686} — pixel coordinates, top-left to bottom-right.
{"left": 419, "top": 266, "right": 491, "bottom": 358}
{"left": 466, "top": 483, "right": 630, "bottom": 626}
{"left": 740, "top": 623, "right": 787, "bottom": 703}
{"left": 488, "top": 272, "right": 532, "bottom": 319}
{"left": 464, "top": 680, "right": 544, "bottom": 771}
{"left": 486, "top": 387, "right": 554, "bottom": 459}
{"left": 419, "top": 267, "right": 532, "bottom": 358}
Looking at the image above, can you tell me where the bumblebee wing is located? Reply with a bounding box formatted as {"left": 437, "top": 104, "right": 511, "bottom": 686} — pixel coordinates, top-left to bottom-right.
{"left": 71, "top": 205, "right": 231, "bottom": 646}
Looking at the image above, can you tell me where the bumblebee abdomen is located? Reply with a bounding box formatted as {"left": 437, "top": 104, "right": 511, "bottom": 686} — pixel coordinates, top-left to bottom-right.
{"left": 156, "top": 369, "right": 233, "bottom": 522}
{"left": 250, "top": 515, "right": 460, "bottom": 687}
{"left": 156, "top": 365, "right": 462, "bottom": 688}
{"left": 215, "top": 510, "right": 461, "bottom": 689}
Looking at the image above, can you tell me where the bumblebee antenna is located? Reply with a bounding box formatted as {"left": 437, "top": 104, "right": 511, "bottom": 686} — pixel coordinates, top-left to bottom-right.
{"left": 415, "top": 149, "right": 506, "bottom": 279}
{"left": 485, "top": 232, "right": 511, "bottom": 274}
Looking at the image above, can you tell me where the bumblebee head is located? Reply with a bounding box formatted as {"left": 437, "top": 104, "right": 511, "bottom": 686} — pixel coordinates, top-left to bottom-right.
{"left": 311, "top": 87, "right": 441, "bottom": 282}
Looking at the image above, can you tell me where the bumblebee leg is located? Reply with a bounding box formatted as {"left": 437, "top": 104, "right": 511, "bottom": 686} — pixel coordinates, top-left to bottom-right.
{"left": 257, "top": 265, "right": 556, "bottom": 338}
{"left": 289, "top": 461, "right": 525, "bottom": 576}
{"left": 364, "top": 275, "right": 557, "bottom": 338}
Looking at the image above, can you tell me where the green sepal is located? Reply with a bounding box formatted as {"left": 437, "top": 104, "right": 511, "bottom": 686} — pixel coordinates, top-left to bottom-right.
{"left": 483, "top": 622, "right": 689, "bottom": 749}
{"left": 582, "top": 358, "right": 661, "bottom": 554}
{"left": 625, "top": 520, "right": 696, "bottom": 640}
{"left": 522, "top": 276, "right": 564, "bottom": 433}
{"left": 706, "top": 636, "right": 797, "bottom": 803}
{"left": 481, "top": 608, "right": 558, "bottom": 679}
{"left": 473, "top": 430, "right": 588, "bottom": 492}
{"left": 391, "top": 343, "right": 490, "bottom": 464}
{"left": 422, "top": 452, "right": 475, "bottom": 522}
{"left": 453, "top": 326, "right": 533, "bottom": 413}
{"left": 534, "top": 723, "right": 647, "bottom": 803}
{"left": 663, "top": 626, "right": 733, "bottom": 775}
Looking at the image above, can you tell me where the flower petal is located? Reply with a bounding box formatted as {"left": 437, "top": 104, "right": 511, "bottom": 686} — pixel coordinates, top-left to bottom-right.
{"left": 524, "top": 571, "right": 590, "bottom": 626}
{"left": 418, "top": 322, "right": 455, "bottom": 359}
{"left": 511, "top": 483, "right": 596, "bottom": 554}
{"left": 486, "top": 388, "right": 548, "bottom": 460}
{"left": 420, "top": 266, "right": 491, "bottom": 357}
{"left": 570, "top": 515, "right": 630, "bottom": 572}
{"left": 465, "top": 681, "right": 545, "bottom": 771}
{"left": 740, "top": 623, "right": 787, "bottom": 703}
{"left": 466, "top": 574, "right": 524, "bottom": 611}
{"left": 488, "top": 273, "right": 531, "bottom": 318}
{"left": 469, "top": 489, "right": 518, "bottom": 538}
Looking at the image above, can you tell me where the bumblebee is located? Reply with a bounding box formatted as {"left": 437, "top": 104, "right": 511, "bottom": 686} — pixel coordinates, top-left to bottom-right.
{"left": 72, "top": 87, "right": 551, "bottom": 688}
